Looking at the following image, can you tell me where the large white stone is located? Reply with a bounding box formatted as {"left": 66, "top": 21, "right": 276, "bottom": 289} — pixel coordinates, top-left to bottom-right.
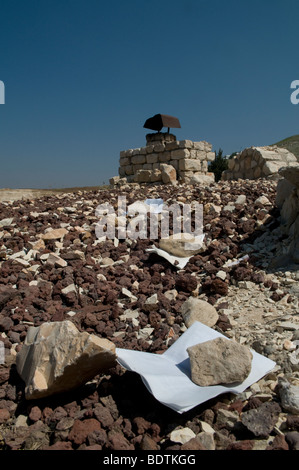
{"left": 16, "top": 321, "right": 117, "bottom": 399}
{"left": 262, "top": 160, "right": 285, "bottom": 176}
{"left": 187, "top": 337, "right": 253, "bottom": 386}
{"left": 180, "top": 297, "right": 219, "bottom": 328}
{"left": 160, "top": 164, "right": 177, "bottom": 184}
{"left": 159, "top": 233, "right": 205, "bottom": 257}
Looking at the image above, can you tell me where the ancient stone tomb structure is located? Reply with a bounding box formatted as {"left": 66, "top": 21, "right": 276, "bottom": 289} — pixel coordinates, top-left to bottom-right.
{"left": 222, "top": 146, "right": 298, "bottom": 181}
{"left": 117, "top": 132, "right": 216, "bottom": 185}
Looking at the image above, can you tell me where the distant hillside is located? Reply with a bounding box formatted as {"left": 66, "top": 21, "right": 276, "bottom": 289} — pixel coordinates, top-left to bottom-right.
{"left": 271, "top": 135, "right": 299, "bottom": 161}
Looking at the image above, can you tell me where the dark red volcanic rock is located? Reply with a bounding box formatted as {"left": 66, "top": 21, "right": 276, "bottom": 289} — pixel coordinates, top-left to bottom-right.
{"left": 0, "top": 179, "right": 295, "bottom": 451}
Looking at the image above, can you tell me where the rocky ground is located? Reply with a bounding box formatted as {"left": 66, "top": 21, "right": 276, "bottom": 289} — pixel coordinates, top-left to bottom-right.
{"left": 0, "top": 178, "right": 298, "bottom": 451}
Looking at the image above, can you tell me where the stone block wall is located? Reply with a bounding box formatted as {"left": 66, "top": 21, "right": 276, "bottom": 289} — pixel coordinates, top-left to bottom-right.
{"left": 117, "top": 133, "right": 215, "bottom": 185}
{"left": 222, "top": 146, "right": 298, "bottom": 181}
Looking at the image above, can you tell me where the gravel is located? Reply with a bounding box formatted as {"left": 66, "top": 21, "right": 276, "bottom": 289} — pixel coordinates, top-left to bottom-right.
{"left": 0, "top": 178, "right": 298, "bottom": 451}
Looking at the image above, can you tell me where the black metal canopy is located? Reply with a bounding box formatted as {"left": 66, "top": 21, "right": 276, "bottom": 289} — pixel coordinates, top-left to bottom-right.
{"left": 143, "top": 114, "right": 181, "bottom": 132}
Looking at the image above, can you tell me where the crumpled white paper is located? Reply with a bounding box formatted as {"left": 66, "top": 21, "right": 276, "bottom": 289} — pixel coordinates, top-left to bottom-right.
{"left": 116, "top": 322, "right": 276, "bottom": 414}
{"left": 146, "top": 245, "right": 192, "bottom": 269}
{"left": 146, "top": 233, "right": 205, "bottom": 270}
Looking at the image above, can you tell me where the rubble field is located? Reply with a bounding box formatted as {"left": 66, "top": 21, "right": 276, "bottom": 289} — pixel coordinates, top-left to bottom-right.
{"left": 0, "top": 178, "right": 298, "bottom": 451}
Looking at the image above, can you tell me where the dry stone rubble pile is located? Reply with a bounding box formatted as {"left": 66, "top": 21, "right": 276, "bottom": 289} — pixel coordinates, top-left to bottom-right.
{"left": 222, "top": 146, "right": 298, "bottom": 181}
{"left": 0, "top": 178, "right": 298, "bottom": 450}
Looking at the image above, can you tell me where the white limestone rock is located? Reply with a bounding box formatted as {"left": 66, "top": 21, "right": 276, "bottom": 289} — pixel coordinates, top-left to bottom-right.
{"left": 159, "top": 233, "right": 205, "bottom": 257}
{"left": 16, "top": 320, "right": 117, "bottom": 399}
{"left": 169, "top": 427, "right": 196, "bottom": 444}
{"left": 180, "top": 297, "right": 219, "bottom": 328}
{"left": 160, "top": 163, "right": 177, "bottom": 184}
{"left": 187, "top": 337, "right": 253, "bottom": 386}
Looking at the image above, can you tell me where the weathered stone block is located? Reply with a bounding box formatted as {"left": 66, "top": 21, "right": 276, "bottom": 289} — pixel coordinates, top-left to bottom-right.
{"left": 139, "top": 147, "right": 147, "bottom": 155}
{"left": 143, "top": 163, "right": 153, "bottom": 170}
{"left": 180, "top": 171, "right": 193, "bottom": 179}
{"left": 179, "top": 139, "right": 193, "bottom": 149}
{"left": 201, "top": 161, "right": 208, "bottom": 172}
{"left": 153, "top": 143, "right": 165, "bottom": 153}
{"left": 146, "top": 153, "right": 158, "bottom": 164}
{"left": 179, "top": 159, "right": 202, "bottom": 171}
{"left": 135, "top": 169, "right": 152, "bottom": 183}
{"left": 160, "top": 164, "right": 176, "bottom": 184}
{"left": 158, "top": 151, "right": 171, "bottom": 162}
{"left": 204, "top": 142, "right": 213, "bottom": 152}
{"left": 193, "top": 142, "right": 206, "bottom": 151}
{"left": 262, "top": 160, "right": 284, "bottom": 176}
{"left": 119, "top": 156, "right": 130, "bottom": 166}
{"left": 169, "top": 159, "right": 179, "bottom": 171}
{"left": 165, "top": 141, "right": 180, "bottom": 151}
{"left": 196, "top": 150, "right": 207, "bottom": 161}
{"left": 207, "top": 152, "right": 215, "bottom": 161}
{"left": 16, "top": 321, "right": 117, "bottom": 399}
{"left": 146, "top": 144, "right": 155, "bottom": 153}
{"left": 171, "top": 148, "right": 190, "bottom": 159}
{"left": 133, "top": 164, "right": 143, "bottom": 172}
{"left": 150, "top": 169, "right": 162, "bottom": 182}
{"left": 124, "top": 165, "right": 134, "bottom": 175}
{"left": 119, "top": 166, "right": 125, "bottom": 177}
{"left": 131, "top": 154, "right": 146, "bottom": 165}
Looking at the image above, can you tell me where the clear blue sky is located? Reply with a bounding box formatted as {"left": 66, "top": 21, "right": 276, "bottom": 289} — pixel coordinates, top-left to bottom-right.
{"left": 0, "top": 0, "right": 298, "bottom": 188}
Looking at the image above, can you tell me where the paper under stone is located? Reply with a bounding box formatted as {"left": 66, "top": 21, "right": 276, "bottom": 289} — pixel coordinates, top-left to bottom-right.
{"left": 116, "top": 322, "right": 276, "bottom": 414}
{"left": 146, "top": 245, "right": 192, "bottom": 269}
{"left": 146, "top": 233, "right": 205, "bottom": 269}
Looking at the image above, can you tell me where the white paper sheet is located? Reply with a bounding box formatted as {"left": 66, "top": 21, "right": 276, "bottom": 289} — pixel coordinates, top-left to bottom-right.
{"left": 116, "top": 322, "right": 276, "bottom": 414}
{"left": 146, "top": 245, "right": 192, "bottom": 269}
